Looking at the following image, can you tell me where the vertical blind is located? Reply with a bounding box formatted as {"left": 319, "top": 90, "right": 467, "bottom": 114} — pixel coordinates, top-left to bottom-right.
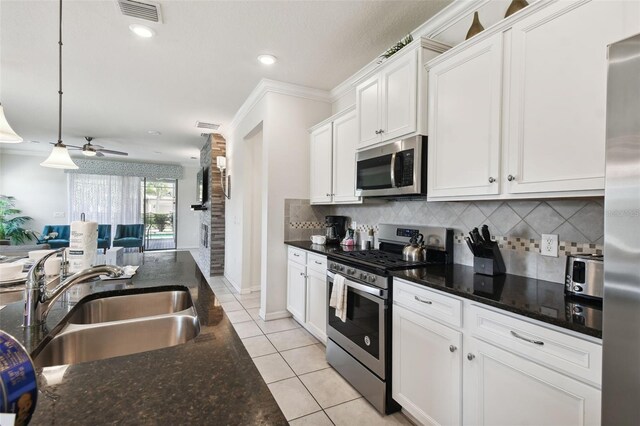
{"left": 67, "top": 173, "right": 142, "bottom": 236}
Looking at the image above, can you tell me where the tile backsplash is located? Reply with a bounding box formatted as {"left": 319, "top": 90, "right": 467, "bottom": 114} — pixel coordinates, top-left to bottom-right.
{"left": 285, "top": 197, "right": 605, "bottom": 285}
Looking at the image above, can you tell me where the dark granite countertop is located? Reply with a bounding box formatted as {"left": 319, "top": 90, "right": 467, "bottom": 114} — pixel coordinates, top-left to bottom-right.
{"left": 285, "top": 241, "right": 601, "bottom": 339}
{"left": 0, "top": 251, "right": 287, "bottom": 425}
{"left": 391, "top": 264, "right": 602, "bottom": 339}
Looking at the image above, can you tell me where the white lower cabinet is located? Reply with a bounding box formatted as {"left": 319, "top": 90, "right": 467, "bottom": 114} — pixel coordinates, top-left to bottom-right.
{"left": 286, "top": 247, "right": 327, "bottom": 343}
{"left": 392, "top": 278, "right": 601, "bottom": 426}
{"left": 392, "top": 304, "right": 462, "bottom": 426}
{"left": 305, "top": 268, "right": 327, "bottom": 342}
{"left": 286, "top": 259, "right": 307, "bottom": 323}
{"left": 463, "top": 337, "right": 601, "bottom": 426}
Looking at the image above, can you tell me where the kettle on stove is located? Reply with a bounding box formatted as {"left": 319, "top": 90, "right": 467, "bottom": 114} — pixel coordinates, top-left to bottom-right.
{"left": 402, "top": 233, "right": 426, "bottom": 262}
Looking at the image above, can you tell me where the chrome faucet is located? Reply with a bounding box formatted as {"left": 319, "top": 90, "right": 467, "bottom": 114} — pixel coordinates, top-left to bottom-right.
{"left": 23, "top": 249, "right": 124, "bottom": 327}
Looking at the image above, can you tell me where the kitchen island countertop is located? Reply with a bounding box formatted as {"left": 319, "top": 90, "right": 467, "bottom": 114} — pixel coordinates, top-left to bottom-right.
{"left": 0, "top": 251, "right": 287, "bottom": 425}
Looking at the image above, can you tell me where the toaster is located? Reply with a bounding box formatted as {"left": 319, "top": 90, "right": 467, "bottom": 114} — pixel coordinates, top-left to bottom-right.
{"left": 565, "top": 254, "right": 604, "bottom": 301}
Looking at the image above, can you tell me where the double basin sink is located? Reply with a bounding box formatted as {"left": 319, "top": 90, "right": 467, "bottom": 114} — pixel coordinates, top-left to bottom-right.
{"left": 33, "top": 288, "right": 201, "bottom": 368}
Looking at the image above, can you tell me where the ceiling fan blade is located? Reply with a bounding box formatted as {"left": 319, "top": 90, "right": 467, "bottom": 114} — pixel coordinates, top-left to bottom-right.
{"left": 50, "top": 142, "right": 82, "bottom": 149}
{"left": 95, "top": 151, "right": 105, "bottom": 157}
{"left": 98, "top": 149, "right": 128, "bottom": 156}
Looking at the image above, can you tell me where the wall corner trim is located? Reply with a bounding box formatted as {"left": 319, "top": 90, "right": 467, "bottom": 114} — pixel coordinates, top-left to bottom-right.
{"left": 227, "top": 79, "right": 331, "bottom": 134}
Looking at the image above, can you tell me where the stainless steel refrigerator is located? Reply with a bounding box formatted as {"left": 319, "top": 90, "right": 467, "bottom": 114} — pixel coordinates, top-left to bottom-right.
{"left": 602, "top": 32, "right": 640, "bottom": 425}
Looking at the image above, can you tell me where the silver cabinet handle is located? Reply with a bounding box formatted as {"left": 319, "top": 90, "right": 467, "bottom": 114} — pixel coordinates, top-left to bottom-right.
{"left": 326, "top": 193, "right": 331, "bottom": 197}
{"left": 488, "top": 177, "right": 496, "bottom": 183}
{"left": 507, "top": 174, "right": 516, "bottom": 182}
{"left": 510, "top": 331, "right": 544, "bottom": 346}
{"left": 414, "top": 295, "right": 432, "bottom": 304}
{"left": 467, "top": 353, "right": 475, "bottom": 361}
{"left": 315, "top": 261, "right": 322, "bottom": 265}
{"left": 374, "top": 130, "right": 381, "bottom": 134}
{"left": 449, "top": 345, "right": 457, "bottom": 352}
{"left": 293, "top": 253, "right": 300, "bottom": 257}
{"left": 379, "top": 129, "right": 384, "bottom": 133}
{"left": 299, "top": 272, "right": 305, "bottom": 276}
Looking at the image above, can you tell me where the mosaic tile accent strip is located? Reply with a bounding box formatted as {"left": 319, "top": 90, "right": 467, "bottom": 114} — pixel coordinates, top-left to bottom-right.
{"left": 452, "top": 234, "right": 603, "bottom": 256}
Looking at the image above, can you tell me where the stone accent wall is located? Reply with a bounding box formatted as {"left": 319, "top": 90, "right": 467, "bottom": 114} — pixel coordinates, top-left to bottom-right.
{"left": 210, "top": 133, "right": 226, "bottom": 276}
{"left": 197, "top": 133, "right": 226, "bottom": 277}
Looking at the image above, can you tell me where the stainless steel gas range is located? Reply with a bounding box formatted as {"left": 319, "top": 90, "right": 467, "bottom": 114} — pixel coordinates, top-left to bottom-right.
{"left": 326, "top": 224, "right": 453, "bottom": 414}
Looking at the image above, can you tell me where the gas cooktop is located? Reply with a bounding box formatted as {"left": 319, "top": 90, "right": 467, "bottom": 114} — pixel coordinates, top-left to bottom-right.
{"left": 330, "top": 249, "right": 429, "bottom": 271}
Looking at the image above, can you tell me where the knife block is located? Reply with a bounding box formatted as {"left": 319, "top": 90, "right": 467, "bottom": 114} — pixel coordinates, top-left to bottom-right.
{"left": 473, "top": 242, "right": 506, "bottom": 276}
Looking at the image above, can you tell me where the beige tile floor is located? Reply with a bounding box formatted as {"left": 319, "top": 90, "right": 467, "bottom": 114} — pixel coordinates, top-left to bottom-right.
{"left": 205, "top": 275, "right": 413, "bottom": 425}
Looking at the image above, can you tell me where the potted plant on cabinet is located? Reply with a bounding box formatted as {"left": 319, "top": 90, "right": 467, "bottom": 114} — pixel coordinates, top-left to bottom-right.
{"left": 0, "top": 196, "right": 34, "bottom": 245}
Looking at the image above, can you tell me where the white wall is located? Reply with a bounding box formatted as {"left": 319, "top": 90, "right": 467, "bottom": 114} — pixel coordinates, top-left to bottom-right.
{"left": 246, "top": 126, "right": 263, "bottom": 291}
{"left": 176, "top": 165, "right": 199, "bottom": 249}
{"left": 0, "top": 152, "right": 69, "bottom": 242}
{"left": 223, "top": 89, "right": 331, "bottom": 319}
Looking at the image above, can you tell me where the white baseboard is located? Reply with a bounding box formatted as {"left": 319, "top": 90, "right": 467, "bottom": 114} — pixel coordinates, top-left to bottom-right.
{"left": 223, "top": 274, "right": 242, "bottom": 294}
{"left": 249, "top": 285, "right": 262, "bottom": 293}
{"left": 261, "top": 310, "right": 292, "bottom": 321}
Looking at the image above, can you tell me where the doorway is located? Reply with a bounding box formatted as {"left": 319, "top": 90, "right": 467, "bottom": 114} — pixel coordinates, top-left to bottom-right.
{"left": 141, "top": 178, "right": 177, "bottom": 251}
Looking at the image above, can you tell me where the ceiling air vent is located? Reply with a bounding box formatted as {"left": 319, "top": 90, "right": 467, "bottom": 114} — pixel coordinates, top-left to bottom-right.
{"left": 117, "top": 0, "right": 163, "bottom": 23}
{"left": 196, "top": 121, "right": 220, "bottom": 132}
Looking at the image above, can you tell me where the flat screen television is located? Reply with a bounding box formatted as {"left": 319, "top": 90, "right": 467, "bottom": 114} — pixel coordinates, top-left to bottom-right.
{"left": 197, "top": 167, "right": 209, "bottom": 204}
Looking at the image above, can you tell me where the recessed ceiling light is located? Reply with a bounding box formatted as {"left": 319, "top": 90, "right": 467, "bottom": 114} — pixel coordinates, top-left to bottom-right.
{"left": 129, "top": 24, "right": 155, "bottom": 38}
{"left": 148, "top": 130, "right": 161, "bottom": 136}
{"left": 257, "top": 54, "right": 277, "bottom": 65}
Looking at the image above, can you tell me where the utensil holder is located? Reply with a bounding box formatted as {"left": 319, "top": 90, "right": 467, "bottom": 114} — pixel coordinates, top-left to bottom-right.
{"left": 473, "top": 242, "right": 506, "bottom": 276}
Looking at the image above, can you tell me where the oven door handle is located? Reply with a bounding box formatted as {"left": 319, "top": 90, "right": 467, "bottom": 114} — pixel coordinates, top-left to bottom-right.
{"left": 327, "top": 272, "right": 386, "bottom": 298}
{"left": 390, "top": 152, "right": 397, "bottom": 188}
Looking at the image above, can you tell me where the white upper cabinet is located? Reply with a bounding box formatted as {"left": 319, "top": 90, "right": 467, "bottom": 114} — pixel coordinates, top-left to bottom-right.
{"left": 357, "top": 40, "right": 449, "bottom": 150}
{"left": 332, "top": 110, "right": 359, "bottom": 203}
{"left": 309, "top": 123, "right": 333, "bottom": 204}
{"left": 505, "top": 0, "right": 638, "bottom": 194}
{"left": 310, "top": 108, "right": 361, "bottom": 205}
{"left": 426, "top": 0, "right": 640, "bottom": 200}
{"left": 381, "top": 51, "right": 418, "bottom": 142}
{"left": 356, "top": 75, "right": 382, "bottom": 149}
{"left": 427, "top": 33, "right": 503, "bottom": 198}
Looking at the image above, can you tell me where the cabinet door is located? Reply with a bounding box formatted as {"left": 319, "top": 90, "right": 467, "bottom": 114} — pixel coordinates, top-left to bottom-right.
{"left": 464, "top": 337, "right": 601, "bottom": 426}
{"left": 310, "top": 123, "right": 333, "bottom": 204}
{"left": 332, "top": 110, "right": 360, "bottom": 203}
{"left": 427, "top": 33, "right": 503, "bottom": 199}
{"left": 381, "top": 50, "right": 417, "bottom": 142}
{"left": 505, "top": 0, "right": 638, "bottom": 194}
{"left": 356, "top": 74, "right": 382, "bottom": 149}
{"left": 392, "top": 305, "right": 462, "bottom": 426}
{"left": 287, "top": 260, "right": 307, "bottom": 323}
{"left": 305, "top": 268, "right": 327, "bottom": 343}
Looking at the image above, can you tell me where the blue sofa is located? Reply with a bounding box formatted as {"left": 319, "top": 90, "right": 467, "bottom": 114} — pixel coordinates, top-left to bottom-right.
{"left": 97, "top": 224, "right": 112, "bottom": 253}
{"left": 113, "top": 224, "right": 145, "bottom": 252}
{"left": 38, "top": 225, "right": 70, "bottom": 249}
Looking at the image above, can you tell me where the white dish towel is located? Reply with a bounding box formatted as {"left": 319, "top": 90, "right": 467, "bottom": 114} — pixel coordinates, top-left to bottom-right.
{"left": 329, "top": 274, "right": 348, "bottom": 322}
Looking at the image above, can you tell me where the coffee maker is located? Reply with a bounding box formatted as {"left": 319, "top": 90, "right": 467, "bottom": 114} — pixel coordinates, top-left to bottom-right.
{"left": 325, "top": 215, "right": 348, "bottom": 244}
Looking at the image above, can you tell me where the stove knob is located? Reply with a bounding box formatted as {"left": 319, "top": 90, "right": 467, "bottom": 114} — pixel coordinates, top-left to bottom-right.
{"left": 347, "top": 268, "right": 355, "bottom": 275}
{"left": 573, "top": 306, "right": 583, "bottom": 314}
{"left": 338, "top": 266, "right": 345, "bottom": 272}
{"left": 361, "top": 273, "right": 368, "bottom": 281}
{"left": 370, "top": 276, "right": 376, "bottom": 283}
{"left": 573, "top": 285, "right": 583, "bottom": 292}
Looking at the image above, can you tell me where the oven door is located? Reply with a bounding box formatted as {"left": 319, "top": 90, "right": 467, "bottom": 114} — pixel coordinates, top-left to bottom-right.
{"left": 355, "top": 136, "right": 423, "bottom": 197}
{"left": 326, "top": 272, "right": 387, "bottom": 379}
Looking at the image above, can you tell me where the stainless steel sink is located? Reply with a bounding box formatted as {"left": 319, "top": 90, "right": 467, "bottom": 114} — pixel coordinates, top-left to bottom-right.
{"left": 67, "top": 290, "right": 194, "bottom": 324}
{"left": 33, "top": 289, "right": 200, "bottom": 368}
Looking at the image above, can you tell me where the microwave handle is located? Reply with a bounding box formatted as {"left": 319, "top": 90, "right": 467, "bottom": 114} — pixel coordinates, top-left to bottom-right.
{"left": 390, "top": 152, "right": 397, "bottom": 188}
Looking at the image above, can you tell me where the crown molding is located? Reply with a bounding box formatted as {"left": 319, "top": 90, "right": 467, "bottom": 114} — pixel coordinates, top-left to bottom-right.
{"left": 329, "top": 0, "right": 489, "bottom": 104}
{"left": 227, "top": 79, "right": 331, "bottom": 135}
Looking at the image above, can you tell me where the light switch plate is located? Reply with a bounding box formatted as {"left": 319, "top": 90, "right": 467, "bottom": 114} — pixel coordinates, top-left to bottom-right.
{"left": 541, "top": 234, "right": 558, "bottom": 257}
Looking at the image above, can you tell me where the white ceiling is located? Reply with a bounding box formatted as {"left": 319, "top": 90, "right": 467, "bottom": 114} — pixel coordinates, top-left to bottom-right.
{"left": 0, "top": 0, "right": 451, "bottom": 166}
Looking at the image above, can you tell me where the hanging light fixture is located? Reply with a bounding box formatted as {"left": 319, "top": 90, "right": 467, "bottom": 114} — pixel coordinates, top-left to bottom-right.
{"left": 41, "top": 0, "right": 78, "bottom": 169}
{"left": 0, "top": 102, "right": 23, "bottom": 143}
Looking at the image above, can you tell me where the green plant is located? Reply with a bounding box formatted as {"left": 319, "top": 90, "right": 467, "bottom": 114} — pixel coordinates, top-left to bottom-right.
{"left": 379, "top": 34, "right": 414, "bottom": 62}
{"left": 152, "top": 213, "right": 170, "bottom": 233}
{"left": 0, "top": 196, "right": 33, "bottom": 244}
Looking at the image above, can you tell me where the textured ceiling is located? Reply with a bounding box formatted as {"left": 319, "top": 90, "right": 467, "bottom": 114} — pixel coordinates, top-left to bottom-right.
{"left": 0, "top": 0, "right": 451, "bottom": 165}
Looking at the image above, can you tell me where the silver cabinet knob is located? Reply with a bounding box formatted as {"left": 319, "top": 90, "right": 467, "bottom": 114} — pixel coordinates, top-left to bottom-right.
{"left": 488, "top": 177, "right": 496, "bottom": 183}
{"left": 449, "top": 345, "right": 457, "bottom": 352}
{"left": 374, "top": 130, "right": 380, "bottom": 134}
{"left": 467, "top": 353, "right": 475, "bottom": 361}
{"left": 326, "top": 193, "right": 331, "bottom": 197}
{"left": 507, "top": 174, "right": 516, "bottom": 182}
{"left": 379, "top": 129, "right": 385, "bottom": 133}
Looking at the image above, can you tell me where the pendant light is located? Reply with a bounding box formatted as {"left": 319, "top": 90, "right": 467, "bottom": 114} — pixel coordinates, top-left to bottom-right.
{"left": 0, "top": 102, "right": 23, "bottom": 143}
{"left": 41, "top": 0, "right": 78, "bottom": 169}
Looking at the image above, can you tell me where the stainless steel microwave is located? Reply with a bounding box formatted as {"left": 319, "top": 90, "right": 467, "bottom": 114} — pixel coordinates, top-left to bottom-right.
{"left": 355, "top": 136, "right": 427, "bottom": 197}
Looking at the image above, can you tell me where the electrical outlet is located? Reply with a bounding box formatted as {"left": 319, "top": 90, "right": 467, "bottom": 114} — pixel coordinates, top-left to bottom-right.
{"left": 541, "top": 234, "right": 558, "bottom": 257}
{"left": 53, "top": 212, "right": 65, "bottom": 218}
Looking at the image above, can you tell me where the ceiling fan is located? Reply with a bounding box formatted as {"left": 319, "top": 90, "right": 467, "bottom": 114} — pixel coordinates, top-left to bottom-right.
{"left": 53, "top": 137, "right": 129, "bottom": 157}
